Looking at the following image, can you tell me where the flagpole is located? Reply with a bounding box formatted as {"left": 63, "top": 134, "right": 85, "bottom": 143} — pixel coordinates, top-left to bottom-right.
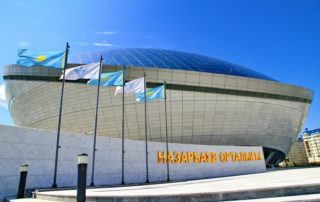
{"left": 121, "top": 65, "right": 126, "bottom": 185}
{"left": 90, "top": 55, "right": 103, "bottom": 187}
{"left": 144, "top": 72, "right": 149, "bottom": 183}
{"left": 52, "top": 42, "right": 70, "bottom": 188}
{"left": 164, "top": 80, "right": 170, "bottom": 181}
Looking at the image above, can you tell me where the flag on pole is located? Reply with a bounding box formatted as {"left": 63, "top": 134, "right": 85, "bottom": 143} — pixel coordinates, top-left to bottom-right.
{"left": 88, "top": 70, "right": 123, "bottom": 86}
{"left": 0, "top": 84, "right": 7, "bottom": 108}
{"left": 115, "top": 77, "right": 144, "bottom": 95}
{"left": 17, "top": 49, "right": 65, "bottom": 68}
{"left": 60, "top": 62, "right": 100, "bottom": 80}
{"left": 135, "top": 85, "right": 165, "bottom": 102}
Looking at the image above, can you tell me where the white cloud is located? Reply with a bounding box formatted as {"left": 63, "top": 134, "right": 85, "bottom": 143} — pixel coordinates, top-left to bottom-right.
{"left": 0, "top": 84, "right": 7, "bottom": 109}
{"left": 96, "top": 31, "right": 117, "bottom": 35}
{"left": 92, "top": 41, "right": 113, "bottom": 47}
{"left": 77, "top": 41, "right": 114, "bottom": 47}
{"left": 18, "top": 40, "right": 30, "bottom": 47}
{"left": 77, "top": 41, "right": 90, "bottom": 46}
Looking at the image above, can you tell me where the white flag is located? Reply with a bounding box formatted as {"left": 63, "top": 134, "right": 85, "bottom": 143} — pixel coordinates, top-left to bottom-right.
{"left": 0, "top": 84, "right": 7, "bottom": 108}
{"left": 60, "top": 62, "right": 100, "bottom": 80}
{"left": 115, "top": 77, "right": 144, "bottom": 96}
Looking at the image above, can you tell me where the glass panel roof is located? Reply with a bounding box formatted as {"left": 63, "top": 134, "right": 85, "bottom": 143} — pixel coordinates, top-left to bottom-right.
{"left": 68, "top": 48, "right": 275, "bottom": 81}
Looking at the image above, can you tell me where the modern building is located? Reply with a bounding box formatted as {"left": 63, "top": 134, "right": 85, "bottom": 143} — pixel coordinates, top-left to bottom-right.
{"left": 2, "top": 48, "right": 313, "bottom": 166}
{"left": 303, "top": 128, "right": 320, "bottom": 164}
{"left": 283, "top": 141, "right": 309, "bottom": 166}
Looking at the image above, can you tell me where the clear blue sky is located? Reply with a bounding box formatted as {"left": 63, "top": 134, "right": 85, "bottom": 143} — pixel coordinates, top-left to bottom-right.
{"left": 0, "top": 0, "right": 319, "bottom": 131}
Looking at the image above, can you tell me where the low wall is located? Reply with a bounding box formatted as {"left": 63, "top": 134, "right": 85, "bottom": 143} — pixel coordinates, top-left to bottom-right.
{"left": 0, "top": 125, "right": 266, "bottom": 200}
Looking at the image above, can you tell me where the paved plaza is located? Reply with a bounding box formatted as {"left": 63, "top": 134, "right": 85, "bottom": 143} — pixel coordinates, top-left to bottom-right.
{"left": 27, "top": 167, "right": 320, "bottom": 201}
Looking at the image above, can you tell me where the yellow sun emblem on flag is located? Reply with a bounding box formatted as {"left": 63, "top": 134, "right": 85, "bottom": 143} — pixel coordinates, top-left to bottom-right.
{"left": 36, "top": 55, "right": 46, "bottom": 62}
{"left": 101, "top": 75, "right": 111, "bottom": 82}
{"left": 147, "top": 91, "right": 154, "bottom": 96}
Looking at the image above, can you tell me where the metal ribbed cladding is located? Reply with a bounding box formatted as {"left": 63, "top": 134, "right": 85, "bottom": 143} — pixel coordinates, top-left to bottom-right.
{"left": 3, "top": 75, "right": 312, "bottom": 104}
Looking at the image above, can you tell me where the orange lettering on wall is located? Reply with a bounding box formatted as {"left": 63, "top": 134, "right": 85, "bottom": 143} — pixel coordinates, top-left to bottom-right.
{"left": 168, "top": 152, "right": 175, "bottom": 163}
{"left": 205, "top": 152, "right": 212, "bottom": 163}
{"left": 219, "top": 152, "right": 227, "bottom": 162}
{"left": 188, "top": 152, "right": 194, "bottom": 163}
{"left": 256, "top": 152, "right": 262, "bottom": 160}
{"left": 194, "top": 152, "right": 200, "bottom": 163}
{"left": 211, "top": 152, "right": 217, "bottom": 163}
{"left": 181, "top": 152, "right": 189, "bottom": 163}
{"left": 174, "top": 152, "right": 181, "bottom": 164}
{"left": 200, "top": 152, "right": 207, "bottom": 163}
{"left": 157, "top": 151, "right": 166, "bottom": 163}
{"left": 157, "top": 150, "right": 263, "bottom": 164}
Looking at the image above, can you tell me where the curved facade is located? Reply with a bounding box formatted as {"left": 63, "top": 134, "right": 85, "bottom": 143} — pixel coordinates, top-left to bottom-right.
{"left": 2, "top": 48, "right": 313, "bottom": 165}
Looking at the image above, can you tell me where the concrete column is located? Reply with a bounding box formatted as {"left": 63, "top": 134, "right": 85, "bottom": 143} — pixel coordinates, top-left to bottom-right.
{"left": 265, "top": 151, "right": 276, "bottom": 166}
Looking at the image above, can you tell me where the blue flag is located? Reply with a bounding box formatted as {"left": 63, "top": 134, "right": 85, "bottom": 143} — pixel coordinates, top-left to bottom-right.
{"left": 88, "top": 70, "right": 123, "bottom": 86}
{"left": 135, "top": 85, "right": 165, "bottom": 102}
{"left": 17, "top": 49, "right": 65, "bottom": 68}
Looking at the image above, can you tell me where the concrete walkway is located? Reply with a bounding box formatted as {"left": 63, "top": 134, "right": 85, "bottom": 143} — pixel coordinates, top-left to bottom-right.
{"left": 30, "top": 167, "right": 320, "bottom": 201}
{"left": 225, "top": 193, "right": 320, "bottom": 202}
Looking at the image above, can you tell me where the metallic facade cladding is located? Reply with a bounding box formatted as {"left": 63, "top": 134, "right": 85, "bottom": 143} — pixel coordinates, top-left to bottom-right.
{"left": 3, "top": 75, "right": 312, "bottom": 104}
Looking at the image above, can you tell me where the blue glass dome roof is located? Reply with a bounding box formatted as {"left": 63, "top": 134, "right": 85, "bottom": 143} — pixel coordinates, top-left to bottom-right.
{"left": 68, "top": 48, "right": 275, "bottom": 81}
